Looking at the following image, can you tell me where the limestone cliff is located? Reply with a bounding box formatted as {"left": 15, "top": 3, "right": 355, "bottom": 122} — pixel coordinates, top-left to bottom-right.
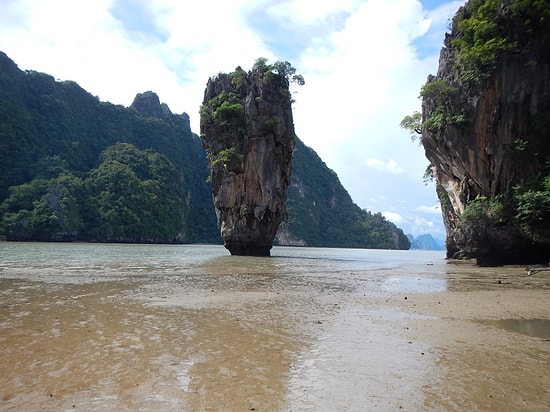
{"left": 200, "top": 62, "right": 296, "bottom": 256}
{"left": 421, "top": 0, "right": 550, "bottom": 265}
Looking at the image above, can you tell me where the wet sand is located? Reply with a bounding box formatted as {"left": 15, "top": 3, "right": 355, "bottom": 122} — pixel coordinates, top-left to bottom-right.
{"left": 1, "top": 255, "right": 549, "bottom": 411}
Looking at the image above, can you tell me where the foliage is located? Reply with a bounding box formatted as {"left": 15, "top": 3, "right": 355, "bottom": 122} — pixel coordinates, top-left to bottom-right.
{"left": 421, "top": 79, "right": 457, "bottom": 102}
{"left": 230, "top": 67, "right": 247, "bottom": 90}
{"left": 458, "top": 195, "right": 497, "bottom": 244}
{"left": 513, "top": 175, "right": 550, "bottom": 243}
{"left": 213, "top": 96, "right": 245, "bottom": 126}
{"left": 513, "top": 139, "right": 529, "bottom": 152}
{"left": 1, "top": 143, "right": 187, "bottom": 242}
{"left": 432, "top": 0, "right": 550, "bottom": 253}
{"left": 211, "top": 147, "right": 243, "bottom": 170}
{"left": 200, "top": 90, "right": 246, "bottom": 149}
{"left": 459, "top": 178, "right": 550, "bottom": 248}
{"left": 1, "top": 174, "right": 85, "bottom": 240}
{"left": 399, "top": 111, "right": 422, "bottom": 141}
{"left": 461, "top": 194, "right": 507, "bottom": 227}
{"left": 271, "top": 61, "right": 305, "bottom": 86}
{"left": 451, "top": 0, "right": 550, "bottom": 83}
{"left": 410, "top": 0, "right": 550, "bottom": 144}
{"left": 419, "top": 79, "right": 468, "bottom": 135}
{"left": 200, "top": 58, "right": 303, "bottom": 183}
{"left": 460, "top": 196, "right": 488, "bottom": 232}
{"left": 400, "top": 80, "right": 468, "bottom": 145}
{"left": 83, "top": 143, "right": 185, "bottom": 241}
{"left": 258, "top": 117, "right": 279, "bottom": 137}
{"left": 451, "top": 0, "right": 513, "bottom": 82}
{"left": 251, "top": 57, "right": 305, "bottom": 87}
{"left": 423, "top": 164, "right": 435, "bottom": 185}
{"left": 200, "top": 58, "right": 304, "bottom": 147}
{"left": 251, "top": 57, "right": 269, "bottom": 73}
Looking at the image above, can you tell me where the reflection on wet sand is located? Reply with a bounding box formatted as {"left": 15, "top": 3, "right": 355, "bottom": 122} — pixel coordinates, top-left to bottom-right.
{"left": 0, "top": 244, "right": 549, "bottom": 410}
{"left": 0, "top": 280, "right": 307, "bottom": 410}
{"left": 478, "top": 318, "right": 550, "bottom": 340}
{"left": 0, "top": 280, "right": 191, "bottom": 410}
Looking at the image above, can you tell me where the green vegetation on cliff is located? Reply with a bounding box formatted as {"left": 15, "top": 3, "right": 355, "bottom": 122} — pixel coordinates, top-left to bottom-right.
{"left": 403, "top": 0, "right": 550, "bottom": 137}
{"left": 1, "top": 143, "right": 187, "bottom": 242}
{"left": 199, "top": 58, "right": 299, "bottom": 255}
{"left": 451, "top": 0, "right": 550, "bottom": 83}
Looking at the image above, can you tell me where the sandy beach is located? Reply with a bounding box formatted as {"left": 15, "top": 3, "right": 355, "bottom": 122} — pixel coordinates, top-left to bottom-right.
{"left": 0, "top": 245, "right": 549, "bottom": 411}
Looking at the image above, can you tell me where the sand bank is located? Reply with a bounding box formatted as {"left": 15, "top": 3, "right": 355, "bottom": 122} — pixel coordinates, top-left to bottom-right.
{"left": 0, "top": 258, "right": 548, "bottom": 411}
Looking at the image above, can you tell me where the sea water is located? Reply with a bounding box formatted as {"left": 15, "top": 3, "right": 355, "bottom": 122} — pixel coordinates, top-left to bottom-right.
{"left": 0, "top": 242, "right": 446, "bottom": 290}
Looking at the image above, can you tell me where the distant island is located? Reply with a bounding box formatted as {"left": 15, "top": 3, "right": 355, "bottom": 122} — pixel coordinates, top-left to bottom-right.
{"left": 407, "top": 234, "right": 445, "bottom": 251}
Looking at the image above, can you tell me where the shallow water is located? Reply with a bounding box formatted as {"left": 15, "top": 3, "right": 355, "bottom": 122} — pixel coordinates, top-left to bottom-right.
{"left": 478, "top": 319, "right": 550, "bottom": 340}
{"left": 0, "top": 242, "right": 548, "bottom": 411}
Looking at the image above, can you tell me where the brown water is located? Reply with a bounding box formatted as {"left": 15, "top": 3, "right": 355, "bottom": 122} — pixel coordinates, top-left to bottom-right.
{"left": 0, "top": 242, "right": 549, "bottom": 411}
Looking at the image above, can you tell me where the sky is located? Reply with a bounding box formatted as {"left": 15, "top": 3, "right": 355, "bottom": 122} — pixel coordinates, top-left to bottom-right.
{"left": 0, "top": 0, "right": 465, "bottom": 239}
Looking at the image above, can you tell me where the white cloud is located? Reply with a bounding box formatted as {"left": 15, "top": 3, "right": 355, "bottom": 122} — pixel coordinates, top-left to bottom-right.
{"left": 414, "top": 204, "right": 441, "bottom": 214}
{"left": 267, "top": 0, "right": 360, "bottom": 24}
{"left": 382, "top": 211, "right": 403, "bottom": 224}
{"left": 412, "top": 215, "right": 437, "bottom": 234}
{"left": 366, "top": 158, "right": 405, "bottom": 175}
{"left": 0, "top": 0, "right": 185, "bottom": 111}
{"left": 290, "top": 0, "right": 442, "bottom": 218}
{"left": 380, "top": 199, "right": 444, "bottom": 236}
{"left": 293, "top": 1, "right": 435, "bottom": 156}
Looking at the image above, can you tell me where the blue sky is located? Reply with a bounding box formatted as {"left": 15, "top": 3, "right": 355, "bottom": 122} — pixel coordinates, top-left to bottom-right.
{"left": 0, "top": 0, "right": 465, "bottom": 239}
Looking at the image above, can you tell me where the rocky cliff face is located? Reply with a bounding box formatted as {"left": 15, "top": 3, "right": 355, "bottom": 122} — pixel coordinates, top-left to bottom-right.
{"left": 200, "top": 65, "right": 295, "bottom": 256}
{"left": 421, "top": 1, "right": 550, "bottom": 265}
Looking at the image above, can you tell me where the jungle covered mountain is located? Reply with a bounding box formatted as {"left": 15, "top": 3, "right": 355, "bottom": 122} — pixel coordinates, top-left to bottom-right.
{"left": 0, "top": 52, "right": 409, "bottom": 249}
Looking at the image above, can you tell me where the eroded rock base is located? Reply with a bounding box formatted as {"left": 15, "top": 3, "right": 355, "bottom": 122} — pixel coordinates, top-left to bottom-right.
{"left": 225, "top": 243, "right": 272, "bottom": 257}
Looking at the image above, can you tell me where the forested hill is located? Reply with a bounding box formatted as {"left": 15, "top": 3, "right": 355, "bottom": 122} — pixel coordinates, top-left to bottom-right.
{"left": 0, "top": 52, "right": 410, "bottom": 249}
{"left": 0, "top": 52, "right": 216, "bottom": 243}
